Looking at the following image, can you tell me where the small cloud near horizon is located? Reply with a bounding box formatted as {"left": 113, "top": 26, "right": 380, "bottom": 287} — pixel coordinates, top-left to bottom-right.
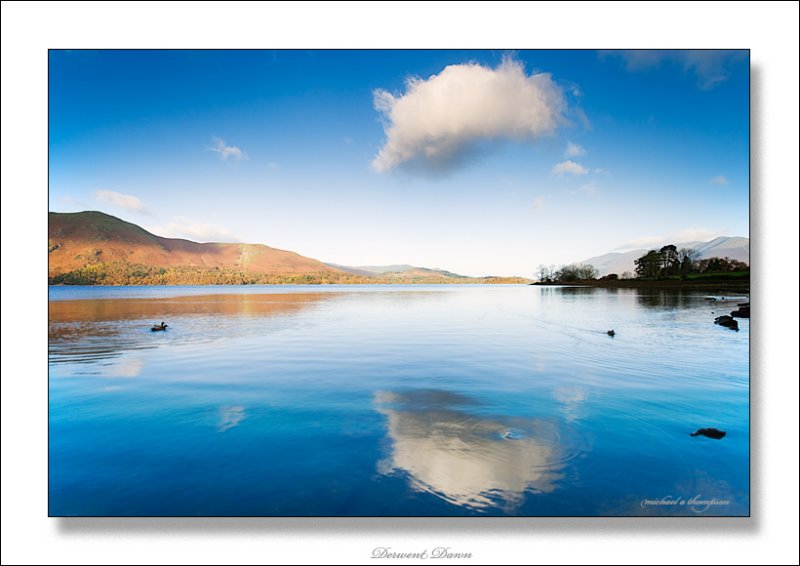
{"left": 209, "top": 137, "right": 247, "bottom": 161}
{"left": 552, "top": 160, "right": 589, "bottom": 176}
{"left": 95, "top": 190, "right": 148, "bottom": 214}
{"left": 710, "top": 175, "right": 728, "bottom": 185}
{"left": 372, "top": 56, "right": 568, "bottom": 174}
{"left": 565, "top": 141, "right": 585, "bottom": 157}
{"left": 566, "top": 181, "right": 597, "bottom": 196}
{"left": 146, "top": 216, "right": 239, "bottom": 243}
{"left": 613, "top": 227, "right": 722, "bottom": 251}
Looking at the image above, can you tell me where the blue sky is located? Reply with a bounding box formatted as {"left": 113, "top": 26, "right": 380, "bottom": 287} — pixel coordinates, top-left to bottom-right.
{"left": 49, "top": 50, "right": 749, "bottom": 277}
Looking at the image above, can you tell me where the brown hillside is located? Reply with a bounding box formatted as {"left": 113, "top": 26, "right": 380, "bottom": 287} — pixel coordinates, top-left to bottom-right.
{"left": 48, "top": 211, "right": 342, "bottom": 276}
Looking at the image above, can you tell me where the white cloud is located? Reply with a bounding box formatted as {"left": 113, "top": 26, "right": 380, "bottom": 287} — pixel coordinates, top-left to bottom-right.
{"left": 552, "top": 160, "right": 588, "bottom": 176}
{"left": 600, "top": 50, "right": 746, "bottom": 90}
{"left": 668, "top": 227, "right": 721, "bottom": 243}
{"left": 372, "top": 56, "right": 567, "bottom": 173}
{"left": 147, "top": 216, "right": 238, "bottom": 243}
{"left": 209, "top": 137, "right": 247, "bottom": 161}
{"left": 95, "top": 190, "right": 148, "bottom": 213}
{"left": 530, "top": 194, "right": 552, "bottom": 212}
{"left": 710, "top": 175, "right": 728, "bottom": 185}
{"left": 615, "top": 235, "right": 665, "bottom": 250}
{"left": 565, "top": 141, "right": 585, "bottom": 157}
{"left": 614, "top": 227, "right": 721, "bottom": 251}
{"left": 566, "top": 181, "right": 596, "bottom": 196}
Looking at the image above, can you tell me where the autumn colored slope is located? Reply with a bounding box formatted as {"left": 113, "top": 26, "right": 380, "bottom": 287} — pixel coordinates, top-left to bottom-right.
{"left": 48, "top": 211, "right": 342, "bottom": 277}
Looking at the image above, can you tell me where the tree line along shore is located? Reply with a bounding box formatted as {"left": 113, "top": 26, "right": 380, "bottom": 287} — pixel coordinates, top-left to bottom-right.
{"left": 534, "top": 244, "right": 749, "bottom": 289}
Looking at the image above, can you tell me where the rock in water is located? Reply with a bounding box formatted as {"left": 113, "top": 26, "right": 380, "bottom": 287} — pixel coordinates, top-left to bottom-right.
{"left": 690, "top": 428, "right": 726, "bottom": 439}
{"left": 731, "top": 307, "right": 750, "bottom": 318}
{"left": 714, "top": 315, "right": 739, "bottom": 331}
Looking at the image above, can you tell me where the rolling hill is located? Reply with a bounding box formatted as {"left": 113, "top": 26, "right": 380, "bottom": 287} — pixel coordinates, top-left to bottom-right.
{"left": 326, "top": 263, "right": 469, "bottom": 279}
{"left": 48, "top": 211, "right": 342, "bottom": 279}
{"left": 48, "top": 211, "right": 527, "bottom": 285}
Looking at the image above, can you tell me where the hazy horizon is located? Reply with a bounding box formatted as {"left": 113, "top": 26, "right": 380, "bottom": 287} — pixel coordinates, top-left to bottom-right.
{"left": 47, "top": 208, "right": 748, "bottom": 278}
{"left": 49, "top": 50, "right": 749, "bottom": 277}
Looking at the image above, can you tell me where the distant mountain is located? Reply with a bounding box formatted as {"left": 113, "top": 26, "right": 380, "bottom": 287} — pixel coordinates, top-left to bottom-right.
{"left": 49, "top": 211, "right": 341, "bottom": 278}
{"left": 323, "top": 263, "right": 378, "bottom": 276}
{"left": 326, "top": 263, "right": 469, "bottom": 279}
{"left": 577, "top": 249, "right": 647, "bottom": 278}
{"left": 691, "top": 236, "right": 750, "bottom": 262}
{"left": 579, "top": 236, "right": 749, "bottom": 276}
{"left": 351, "top": 264, "right": 421, "bottom": 274}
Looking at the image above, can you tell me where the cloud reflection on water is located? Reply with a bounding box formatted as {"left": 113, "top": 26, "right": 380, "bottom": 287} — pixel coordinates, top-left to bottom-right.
{"left": 375, "top": 389, "right": 566, "bottom": 511}
{"left": 218, "top": 405, "right": 246, "bottom": 432}
{"left": 106, "top": 357, "right": 145, "bottom": 378}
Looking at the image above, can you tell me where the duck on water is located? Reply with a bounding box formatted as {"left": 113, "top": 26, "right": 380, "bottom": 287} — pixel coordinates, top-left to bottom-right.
{"left": 151, "top": 322, "right": 168, "bottom": 332}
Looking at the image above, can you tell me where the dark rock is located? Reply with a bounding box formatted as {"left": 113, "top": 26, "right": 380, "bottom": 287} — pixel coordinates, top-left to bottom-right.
{"left": 714, "top": 315, "right": 739, "bottom": 331}
{"left": 730, "top": 307, "right": 750, "bottom": 318}
{"left": 690, "top": 428, "right": 726, "bottom": 439}
{"left": 607, "top": 330, "right": 615, "bottom": 337}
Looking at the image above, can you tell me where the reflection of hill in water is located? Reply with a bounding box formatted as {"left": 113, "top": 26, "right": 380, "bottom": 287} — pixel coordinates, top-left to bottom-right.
{"left": 376, "top": 390, "right": 567, "bottom": 511}
{"left": 49, "top": 293, "right": 331, "bottom": 364}
{"left": 49, "top": 293, "right": 331, "bottom": 323}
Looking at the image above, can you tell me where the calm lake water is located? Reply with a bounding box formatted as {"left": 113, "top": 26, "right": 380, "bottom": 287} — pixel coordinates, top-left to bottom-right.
{"left": 49, "top": 284, "right": 749, "bottom": 516}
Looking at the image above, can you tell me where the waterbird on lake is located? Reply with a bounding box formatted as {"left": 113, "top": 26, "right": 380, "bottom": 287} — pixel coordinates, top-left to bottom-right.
{"left": 690, "top": 428, "right": 726, "bottom": 439}
{"left": 607, "top": 330, "right": 615, "bottom": 337}
{"left": 151, "top": 322, "right": 168, "bottom": 331}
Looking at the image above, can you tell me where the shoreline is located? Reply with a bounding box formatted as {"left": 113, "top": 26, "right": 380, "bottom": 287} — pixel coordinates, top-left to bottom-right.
{"left": 531, "top": 279, "right": 750, "bottom": 291}
{"left": 47, "top": 279, "right": 532, "bottom": 287}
